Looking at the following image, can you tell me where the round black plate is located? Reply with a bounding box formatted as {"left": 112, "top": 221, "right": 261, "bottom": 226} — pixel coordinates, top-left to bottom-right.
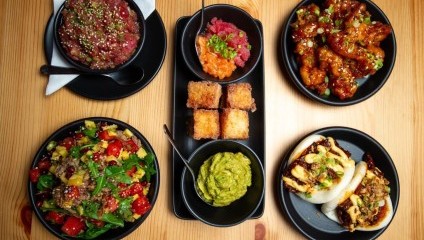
{"left": 277, "top": 127, "right": 399, "bottom": 240}
{"left": 44, "top": 11, "right": 167, "bottom": 100}
{"left": 280, "top": 0, "right": 396, "bottom": 106}
{"left": 28, "top": 117, "right": 160, "bottom": 240}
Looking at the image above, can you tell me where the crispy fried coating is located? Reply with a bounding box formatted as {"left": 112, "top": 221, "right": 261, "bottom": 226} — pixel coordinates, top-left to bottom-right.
{"left": 224, "top": 83, "right": 257, "bottom": 112}
{"left": 187, "top": 81, "right": 222, "bottom": 109}
{"left": 220, "top": 108, "right": 249, "bottom": 140}
{"left": 193, "top": 109, "right": 220, "bottom": 140}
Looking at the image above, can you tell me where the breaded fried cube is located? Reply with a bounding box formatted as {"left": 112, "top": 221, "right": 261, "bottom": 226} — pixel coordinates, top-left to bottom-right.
{"left": 220, "top": 108, "right": 249, "bottom": 139}
{"left": 187, "top": 81, "right": 222, "bottom": 109}
{"left": 224, "top": 83, "right": 256, "bottom": 112}
{"left": 193, "top": 109, "right": 220, "bottom": 140}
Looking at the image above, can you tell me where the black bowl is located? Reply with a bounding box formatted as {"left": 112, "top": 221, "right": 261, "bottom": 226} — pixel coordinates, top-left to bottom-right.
{"left": 180, "top": 140, "right": 265, "bottom": 227}
{"left": 281, "top": 0, "right": 396, "bottom": 106}
{"left": 54, "top": 0, "right": 146, "bottom": 74}
{"left": 181, "top": 4, "right": 263, "bottom": 84}
{"left": 277, "top": 126, "right": 399, "bottom": 239}
{"left": 28, "top": 117, "right": 160, "bottom": 240}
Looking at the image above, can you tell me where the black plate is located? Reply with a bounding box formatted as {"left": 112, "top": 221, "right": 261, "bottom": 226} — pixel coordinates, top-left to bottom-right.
{"left": 277, "top": 127, "right": 399, "bottom": 240}
{"left": 172, "top": 17, "right": 265, "bottom": 219}
{"left": 44, "top": 10, "right": 166, "bottom": 100}
{"left": 280, "top": 0, "right": 396, "bottom": 106}
{"left": 28, "top": 117, "right": 160, "bottom": 239}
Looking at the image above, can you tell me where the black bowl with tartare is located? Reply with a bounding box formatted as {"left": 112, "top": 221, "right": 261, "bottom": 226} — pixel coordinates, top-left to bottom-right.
{"left": 54, "top": 0, "right": 146, "bottom": 74}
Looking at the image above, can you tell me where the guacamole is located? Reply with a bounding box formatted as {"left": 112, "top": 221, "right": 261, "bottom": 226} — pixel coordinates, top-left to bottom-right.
{"left": 196, "top": 152, "right": 252, "bottom": 207}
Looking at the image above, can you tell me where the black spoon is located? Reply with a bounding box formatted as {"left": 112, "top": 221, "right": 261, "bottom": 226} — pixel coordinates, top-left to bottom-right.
{"left": 40, "top": 64, "right": 145, "bottom": 86}
{"left": 194, "top": 0, "right": 205, "bottom": 57}
{"left": 163, "top": 124, "right": 214, "bottom": 206}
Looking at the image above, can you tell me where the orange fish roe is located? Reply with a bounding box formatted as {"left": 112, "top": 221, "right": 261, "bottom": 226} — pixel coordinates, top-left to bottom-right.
{"left": 197, "top": 36, "right": 236, "bottom": 80}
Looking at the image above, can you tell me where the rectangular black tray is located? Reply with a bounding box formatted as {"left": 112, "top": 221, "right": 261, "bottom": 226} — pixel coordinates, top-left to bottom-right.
{"left": 172, "top": 17, "right": 265, "bottom": 219}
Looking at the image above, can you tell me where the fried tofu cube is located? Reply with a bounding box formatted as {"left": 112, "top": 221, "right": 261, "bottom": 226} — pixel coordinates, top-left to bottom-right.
{"left": 187, "top": 81, "right": 222, "bottom": 109}
{"left": 224, "top": 83, "right": 256, "bottom": 112}
{"left": 220, "top": 108, "right": 249, "bottom": 139}
{"left": 193, "top": 109, "right": 220, "bottom": 140}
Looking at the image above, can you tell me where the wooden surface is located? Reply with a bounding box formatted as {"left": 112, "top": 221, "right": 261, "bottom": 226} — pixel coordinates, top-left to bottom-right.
{"left": 0, "top": 0, "right": 422, "bottom": 239}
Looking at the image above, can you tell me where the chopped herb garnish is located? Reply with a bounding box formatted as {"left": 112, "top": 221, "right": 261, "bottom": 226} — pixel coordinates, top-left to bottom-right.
{"left": 207, "top": 34, "right": 238, "bottom": 60}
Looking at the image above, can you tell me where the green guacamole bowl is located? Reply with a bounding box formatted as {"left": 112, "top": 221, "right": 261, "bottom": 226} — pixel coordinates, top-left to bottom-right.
{"left": 180, "top": 140, "right": 265, "bottom": 227}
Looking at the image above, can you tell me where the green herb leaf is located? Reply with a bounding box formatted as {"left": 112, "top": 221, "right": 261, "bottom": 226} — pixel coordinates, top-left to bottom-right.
{"left": 69, "top": 146, "right": 82, "bottom": 159}
{"left": 78, "top": 223, "right": 114, "bottom": 239}
{"left": 82, "top": 201, "right": 100, "bottom": 219}
{"left": 101, "top": 213, "right": 124, "bottom": 227}
{"left": 105, "top": 166, "right": 125, "bottom": 176}
{"left": 117, "top": 198, "right": 133, "bottom": 220}
{"left": 83, "top": 127, "right": 98, "bottom": 138}
{"left": 207, "top": 34, "right": 238, "bottom": 60}
{"left": 142, "top": 153, "right": 156, "bottom": 182}
{"left": 87, "top": 160, "right": 99, "bottom": 178}
{"left": 37, "top": 175, "right": 55, "bottom": 191}
{"left": 92, "top": 174, "right": 106, "bottom": 195}
{"left": 114, "top": 173, "right": 132, "bottom": 184}
{"left": 374, "top": 58, "right": 384, "bottom": 70}
{"left": 122, "top": 154, "right": 142, "bottom": 171}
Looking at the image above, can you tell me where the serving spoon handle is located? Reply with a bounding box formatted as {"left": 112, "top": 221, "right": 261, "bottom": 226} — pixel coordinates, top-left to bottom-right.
{"left": 40, "top": 64, "right": 145, "bottom": 86}
{"left": 163, "top": 124, "right": 196, "bottom": 178}
{"left": 40, "top": 64, "right": 82, "bottom": 75}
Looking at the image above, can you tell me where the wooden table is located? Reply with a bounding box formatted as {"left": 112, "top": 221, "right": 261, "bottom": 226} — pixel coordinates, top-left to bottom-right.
{"left": 0, "top": 0, "right": 422, "bottom": 239}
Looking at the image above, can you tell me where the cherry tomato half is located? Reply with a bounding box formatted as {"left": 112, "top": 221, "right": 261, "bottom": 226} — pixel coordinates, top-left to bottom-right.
{"left": 106, "top": 140, "right": 123, "bottom": 157}
{"left": 37, "top": 157, "right": 51, "bottom": 172}
{"left": 98, "top": 130, "right": 114, "bottom": 141}
{"left": 61, "top": 216, "right": 85, "bottom": 237}
{"left": 131, "top": 195, "right": 151, "bottom": 215}
{"left": 29, "top": 168, "right": 41, "bottom": 183}
{"left": 103, "top": 196, "right": 119, "bottom": 213}
{"left": 129, "top": 182, "right": 144, "bottom": 196}
{"left": 45, "top": 211, "right": 65, "bottom": 225}
{"left": 65, "top": 186, "right": 80, "bottom": 200}
{"left": 60, "top": 137, "right": 74, "bottom": 151}
{"left": 124, "top": 139, "right": 139, "bottom": 153}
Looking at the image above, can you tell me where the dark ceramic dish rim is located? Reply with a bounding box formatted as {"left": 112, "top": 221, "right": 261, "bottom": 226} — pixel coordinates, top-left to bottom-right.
{"left": 181, "top": 4, "right": 263, "bottom": 84}
{"left": 281, "top": 0, "right": 397, "bottom": 106}
{"left": 53, "top": 0, "right": 146, "bottom": 74}
{"left": 180, "top": 140, "right": 265, "bottom": 227}
{"left": 28, "top": 117, "right": 160, "bottom": 240}
{"left": 277, "top": 126, "right": 400, "bottom": 240}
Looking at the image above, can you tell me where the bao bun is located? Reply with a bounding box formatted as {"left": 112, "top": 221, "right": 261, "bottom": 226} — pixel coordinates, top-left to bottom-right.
{"left": 321, "top": 161, "right": 394, "bottom": 231}
{"left": 285, "top": 135, "right": 355, "bottom": 204}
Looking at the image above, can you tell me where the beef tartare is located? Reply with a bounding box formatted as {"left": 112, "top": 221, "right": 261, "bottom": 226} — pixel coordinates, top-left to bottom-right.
{"left": 58, "top": 0, "right": 141, "bottom": 70}
{"left": 196, "top": 18, "right": 252, "bottom": 79}
{"left": 29, "top": 120, "right": 156, "bottom": 238}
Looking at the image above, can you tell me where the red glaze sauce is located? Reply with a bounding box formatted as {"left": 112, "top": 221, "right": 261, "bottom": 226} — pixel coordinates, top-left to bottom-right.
{"left": 20, "top": 205, "right": 32, "bottom": 237}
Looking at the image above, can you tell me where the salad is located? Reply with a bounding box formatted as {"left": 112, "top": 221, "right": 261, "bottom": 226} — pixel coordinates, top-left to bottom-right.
{"left": 29, "top": 120, "right": 156, "bottom": 239}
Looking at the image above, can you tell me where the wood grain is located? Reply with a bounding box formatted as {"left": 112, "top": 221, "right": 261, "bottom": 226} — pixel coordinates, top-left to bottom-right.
{"left": 0, "top": 0, "right": 422, "bottom": 239}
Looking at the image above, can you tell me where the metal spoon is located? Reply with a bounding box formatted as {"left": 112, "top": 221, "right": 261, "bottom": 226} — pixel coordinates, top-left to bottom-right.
{"left": 40, "top": 64, "right": 145, "bottom": 86}
{"left": 163, "top": 124, "right": 213, "bottom": 206}
{"left": 194, "top": 0, "right": 205, "bottom": 57}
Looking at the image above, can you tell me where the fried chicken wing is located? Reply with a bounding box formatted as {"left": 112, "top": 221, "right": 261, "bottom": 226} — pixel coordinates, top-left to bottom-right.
{"left": 291, "top": 0, "right": 392, "bottom": 99}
